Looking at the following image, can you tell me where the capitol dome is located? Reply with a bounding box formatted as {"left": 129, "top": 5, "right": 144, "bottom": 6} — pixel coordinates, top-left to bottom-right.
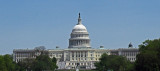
{"left": 68, "top": 13, "right": 91, "bottom": 48}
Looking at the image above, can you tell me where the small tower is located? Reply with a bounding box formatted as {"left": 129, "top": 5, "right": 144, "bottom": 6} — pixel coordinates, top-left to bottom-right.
{"left": 128, "top": 42, "right": 133, "bottom": 48}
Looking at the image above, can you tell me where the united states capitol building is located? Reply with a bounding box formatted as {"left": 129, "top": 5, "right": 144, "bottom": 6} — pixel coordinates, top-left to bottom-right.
{"left": 13, "top": 14, "right": 139, "bottom": 69}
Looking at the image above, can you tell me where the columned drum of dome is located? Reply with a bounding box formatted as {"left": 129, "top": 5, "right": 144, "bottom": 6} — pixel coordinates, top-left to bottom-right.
{"left": 68, "top": 13, "right": 91, "bottom": 48}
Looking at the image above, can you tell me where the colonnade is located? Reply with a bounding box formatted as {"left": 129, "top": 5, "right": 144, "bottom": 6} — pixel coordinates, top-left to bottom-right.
{"left": 70, "top": 51, "right": 88, "bottom": 61}
{"left": 70, "top": 40, "right": 90, "bottom": 46}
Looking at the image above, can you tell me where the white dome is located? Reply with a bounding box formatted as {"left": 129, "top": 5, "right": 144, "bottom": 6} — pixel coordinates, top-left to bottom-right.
{"left": 73, "top": 24, "right": 87, "bottom": 30}
{"left": 72, "top": 24, "right": 88, "bottom": 33}
{"left": 69, "top": 13, "right": 91, "bottom": 48}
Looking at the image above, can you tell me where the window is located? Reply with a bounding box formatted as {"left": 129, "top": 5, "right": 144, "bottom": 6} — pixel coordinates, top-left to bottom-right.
{"left": 91, "top": 54, "right": 92, "bottom": 57}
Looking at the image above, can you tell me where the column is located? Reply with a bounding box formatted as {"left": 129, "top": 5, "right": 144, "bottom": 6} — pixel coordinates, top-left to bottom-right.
{"left": 74, "top": 52, "right": 76, "bottom": 61}
{"left": 80, "top": 51, "right": 81, "bottom": 61}
{"left": 70, "top": 52, "right": 72, "bottom": 61}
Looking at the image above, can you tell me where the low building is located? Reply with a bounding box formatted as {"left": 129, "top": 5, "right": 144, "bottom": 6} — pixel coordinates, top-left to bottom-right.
{"left": 110, "top": 43, "right": 139, "bottom": 62}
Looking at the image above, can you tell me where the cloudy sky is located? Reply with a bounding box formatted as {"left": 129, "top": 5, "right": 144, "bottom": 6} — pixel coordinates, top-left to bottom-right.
{"left": 0, "top": 0, "right": 160, "bottom": 54}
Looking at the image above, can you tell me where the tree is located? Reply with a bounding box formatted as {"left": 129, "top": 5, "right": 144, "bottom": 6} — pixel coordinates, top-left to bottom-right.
{"left": 17, "top": 58, "right": 35, "bottom": 71}
{"left": 3, "top": 54, "right": 16, "bottom": 71}
{"left": 135, "top": 39, "right": 160, "bottom": 71}
{"left": 31, "top": 54, "right": 58, "bottom": 71}
{"left": 34, "top": 46, "right": 48, "bottom": 55}
{"left": 52, "top": 57, "right": 57, "bottom": 63}
{"left": 52, "top": 57, "right": 58, "bottom": 69}
{"left": 95, "top": 53, "right": 133, "bottom": 71}
{"left": 0, "top": 54, "right": 19, "bottom": 71}
{"left": 34, "top": 46, "right": 46, "bottom": 50}
{"left": 15, "top": 46, "right": 57, "bottom": 71}
{"left": 0, "top": 55, "right": 7, "bottom": 71}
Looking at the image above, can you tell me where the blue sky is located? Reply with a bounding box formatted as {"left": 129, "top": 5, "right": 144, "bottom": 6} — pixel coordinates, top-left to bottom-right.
{"left": 0, "top": 0, "right": 160, "bottom": 54}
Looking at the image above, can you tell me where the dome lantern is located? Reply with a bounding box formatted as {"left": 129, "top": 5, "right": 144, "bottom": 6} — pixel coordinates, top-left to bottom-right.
{"left": 77, "top": 13, "right": 82, "bottom": 25}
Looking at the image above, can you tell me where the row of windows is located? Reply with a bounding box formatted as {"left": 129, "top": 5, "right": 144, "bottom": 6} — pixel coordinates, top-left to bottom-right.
{"left": 71, "top": 51, "right": 103, "bottom": 54}
{"left": 72, "top": 54, "right": 95, "bottom": 57}
{"left": 122, "top": 52, "right": 138, "bottom": 56}
{"left": 16, "top": 58, "right": 30, "bottom": 62}
{"left": 71, "top": 53, "right": 106, "bottom": 57}
{"left": 15, "top": 54, "right": 35, "bottom": 57}
{"left": 71, "top": 52, "right": 87, "bottom": 57}
{"left": 68, "top": 62, "right": 90, "bottom": 66}
{"left": 127, "top": 58, "right": 136, "bottom": 61}
{"left": 16, "top": 59, "right": 22, "bottom": 62}
{"left": 71, "top": 34, "right": 88, "bottom": 38}
{"left": 71, "top": 58, "right": 94, "bottom": 61}
{"left": 70, "top": 40, "right": 89, "bottom": 46}
{"left": 71, "top": 54, "right": 98, "bottom": 57}
{"left": 49, "top": 54, "right": 62, "bottom": 57}
{"left": 72, "top": 55, "right": 87, "bottom": 57}
{"left": 96, "top": 55, "right": 101, "bottom": 57}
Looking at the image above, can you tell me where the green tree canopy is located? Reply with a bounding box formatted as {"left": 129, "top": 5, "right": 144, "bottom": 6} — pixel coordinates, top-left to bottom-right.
{"left": 0, "top": 55, "right": 7, "bottom": 71}
{"left": 52, "top": 57, "right": 57, "bottom": 63}
{"left": 95, "top": 53, "right": 134, "bottom": 71}
{"left": 17, "top": 58, "right": 35, "bottom": 71}
{"left": 0, "top": 54, "right": 19, "bottom": 71}
{"left": 31, "top": 55, "right": 58, "bottom": 71}
{"left": 52, "top": 57, "right": 58, "bottom": 69}
{"left": 135, "top": 39, "right": 160, "bottom": 71}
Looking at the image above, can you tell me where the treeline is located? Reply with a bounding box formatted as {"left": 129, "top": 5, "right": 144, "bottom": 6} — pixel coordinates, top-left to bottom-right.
{"left": 135, "top": 39, "right": 160, "bottom": 71}
{"left": 0, "top": 54, "right": 18, "bottom": 71}
{"left": 0, "top": 54, "right": 58, "bottom": 71}
{"left": 95, "top": 38, "right": 160, "bottom": 71}
{"left": 95, "top": 54, "right": 134, "bottom": 71}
